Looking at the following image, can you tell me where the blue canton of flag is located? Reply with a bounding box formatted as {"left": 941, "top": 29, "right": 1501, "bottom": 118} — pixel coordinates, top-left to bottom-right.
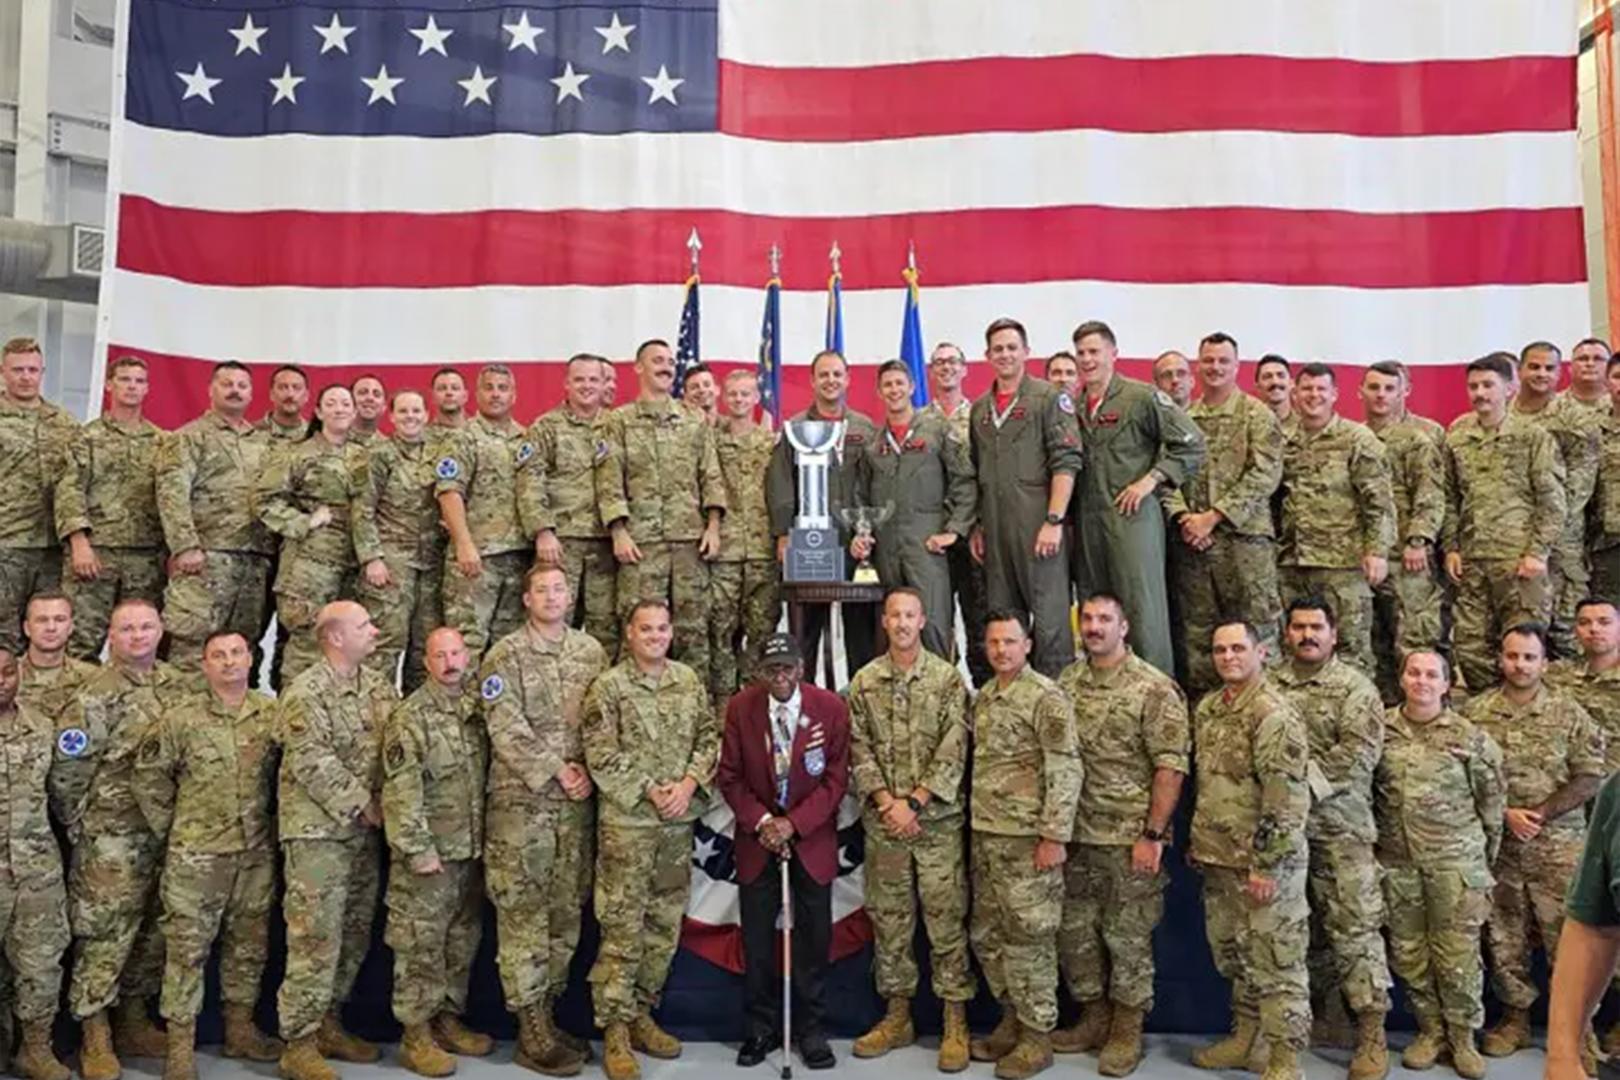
{"left": 824, "top": 269, "right": 844, "bottom": 356}
{"left": 900, "top": 264, "right": 928, "bottom": 407}
{"left": 757, "top": 274, "right": 782, "bottom": 424}
{"left": 128, "top": 0, "right": 719, "bottom": 139}
{"left": 674, "top": 272, "right": 699, "bottom": 399}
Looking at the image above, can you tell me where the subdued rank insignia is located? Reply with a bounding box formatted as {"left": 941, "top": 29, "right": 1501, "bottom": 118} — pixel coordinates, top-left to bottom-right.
{"left": 386, "top": 740, "right": 407, "bottom": 770}
{"left": 140, "top": 737, "right": 161, "bottom": 762}
{"left": 481, "top": 674, "right": 505, "bottom": 702}
{"left": 436, "top": 457, "right": 461, "bottom": 480}
{"left": 56, "top": 727, "right": 89, "bottom": 757}
{"left": 286, "top": 715, "right": 308, "bottom": 736}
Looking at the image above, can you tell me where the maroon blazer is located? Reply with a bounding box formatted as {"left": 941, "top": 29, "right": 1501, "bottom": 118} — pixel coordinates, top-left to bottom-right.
{"left": 717, "top": 682, "right": 849, "bottom": 887}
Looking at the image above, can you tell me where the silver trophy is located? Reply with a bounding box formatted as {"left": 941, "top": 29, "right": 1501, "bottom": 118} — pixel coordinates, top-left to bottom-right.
{"left": 782, "top": 420, "right": 846, "bottom": 582}
{"left": 838, "top": 503, "right": 895, "bottom": 584}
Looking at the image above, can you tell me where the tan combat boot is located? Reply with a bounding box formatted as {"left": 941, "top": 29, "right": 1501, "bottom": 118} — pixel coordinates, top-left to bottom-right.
{"left": 543, "top": 997, "right": 590, "bottom": 1062}
{"left": 601, "top": 1022, "right": 638, "bottom": 1080}
{"left": 1052, "top": 999, "right": 1112, "bottom": 1055}
{"left": 1403, "top": 1017, "right": 1449, "bottom": 1071}
{"left": 512, "top": 1005, "right": 582, "bottom": 1078}
{"left": 1348, "top": 1010, "right": 1389, "bottom": 1080}
{"left": 1480, "top": 1007, "right": 1529, "bottom": 1058}
{"left": 1098, "top": 1004, "right": 1146, "bottom": 1077}
{"left": 993, "top": 1025, "right": 1053, "bottom": 1080}
{"left": 278, "top": 1035, "right": 337, "bottom": 1080}
{"left": 939, "top": 1001, "right": 970, "bottom": 1074}
{"left": 114, "top": 998, "right": 168, "bottom": 1059}
{"left": 222, "top": 1003, "right": 283, "bottom": 1061}
{"left": 627, "top": 1013, "right": 680, "bottom": 1059}
{"left": 1192, "top": 1015, "right": 1261, "bottom": 1070}
{"left": 79, "top": 1010, "right": 123, "bottom": 1080}
{"left": 163, "top": 1021, "right": 197, "bottom": 1080}
{"left": 970, "top": 1003, "right": 1022, "bottom": 1063}
{"left": 398, "top": 1022, "right": 455, "bottom": 1078}
{"left": 1259, "top": 1042, "right": 1302, "bottom": 1080}
{"left": 1312, "top": 993, "right": 1357, "bottom": 1051}
{"left": 1447, "top": 1024, "right": 1485, "bottom": 1080}
{"left": 853, "top": 997, "right": 915, "bottom": 1059}
{"left": 16, "top": 1018, "right": 70, "bottom": 1080}
{"left": 431, "top": 1014, "right": 493, "bottom": 1057}
{"left": 316, "top": 1013, "right": 380, "bottom": 1064}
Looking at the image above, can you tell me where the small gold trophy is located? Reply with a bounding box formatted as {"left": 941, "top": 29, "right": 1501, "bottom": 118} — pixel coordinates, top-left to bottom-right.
{"left": 839, "top": 503, "right": 894, "bottom": 584}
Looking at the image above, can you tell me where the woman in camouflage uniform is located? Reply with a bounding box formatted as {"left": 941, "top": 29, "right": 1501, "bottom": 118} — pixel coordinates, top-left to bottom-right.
{"left": 1375, "top": 651, "right": 1505, "bottom": 1080}
{"left": 353, "top": 391, "right": 446, "bottom": 693}
{"left": 254, "top": 385, "right": 366, "bottom": 685}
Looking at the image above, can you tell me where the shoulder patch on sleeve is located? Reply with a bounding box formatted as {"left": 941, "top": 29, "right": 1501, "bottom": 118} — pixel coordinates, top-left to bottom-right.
{"left": 386, "top": 739, "right": 407, "bottom": 770}
{"left": 435, "top": 457, "right": 461, "bottom": 480}
{"left": 481, "top": 674, "right": 506, "bottom": 702}
{"left": 1056, "top": 392, "right": 1075, "bottom": 415}
{"left": 517, "top": 442, "right": 535, "bottom": 463}
{"left": 140, "top": 736, "right": 162, "bottom": 762}
{"left": 57, "top": 727, "right": 89, "bottom": 758}
{"left": 594, "top": 439, "right": 611, "bottom": 462}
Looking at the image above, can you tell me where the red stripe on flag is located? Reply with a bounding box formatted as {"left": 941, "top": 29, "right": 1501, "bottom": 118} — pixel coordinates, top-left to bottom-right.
{"left": 717, "top": 54, "right": 1576, "bottom": 142}
{"left": 117, "top": 197, "right": 1587, "bottom": 290}
{"left": 109, "top": 349, "right": 1480, "bottom": 432}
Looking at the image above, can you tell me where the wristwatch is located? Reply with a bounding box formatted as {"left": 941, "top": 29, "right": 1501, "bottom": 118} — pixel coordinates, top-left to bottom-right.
{"left": 906, "top": 795, "right": 924, "bottom": 814}
{"left": 1142, "top": 825, "right": 1167, "bottom": 843}
{"left": 1044, "top": 512, "right": 1064, "bottom": 527}
{"left": 1406, "top": 536, "right": 1430, "bottom": 548}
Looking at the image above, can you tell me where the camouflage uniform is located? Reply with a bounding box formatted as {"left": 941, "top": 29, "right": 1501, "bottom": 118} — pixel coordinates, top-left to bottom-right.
{"left": 968, "top": 381, "right": 1085, "bottom": 677}
{"left": 353, "top": 436, "right": 446, "bottom": 694}
{"left": 155, "top": 415, "right": 275, "bottom": 671}
{"left": 707, "top": 425, "right": 782, "bottom": 698}
{"left": 1441, "top": 413, "right": 1564, "bottom": 693}
{"left": 1374, "top": 705, "right": 1504, "bottom": 1029}
{"left": 0, "top": 398, "right": 77, "bottom": 653}
{"left": 1071, "top": 377, "right": 1206, "bottom": 677}
{"left": 18, "top": 654, "right": 98, "bottom": 728}
{"left": 1188, "top": 677, "right": 1312, "bottom": 1048}
{"left": 1366, "top": 414, "right": 1447, "bottom": 702}
{"left": 582, "top": 659, "right": 719, "bottom": 1025}
{"left": 56, "top": 415, "right": 166, "bottom": 661}
{"left": 480, "top": 625, "right": 607, "bottom": 1010}
{"left": 1164, "top": 392, "right": 1285, "bottom": 694}
{"left": 436, "top": 415, "right": 534, "bottom": 660}
{"left": 131, "top": 687, "right": 278, "bottom": 1021}
{"left": 595, "top": 400, "right": 727, "bottom": 683}
{"left": 256, "top": 416, "right": 307, "bottom": 444}
{"left": 255, "top": 438, "right": 367, "bottom": 685}
{"left": 519, "top": 405, "right": 619, "bottom": 656}
{"left": 919, "top": 399, "right": 990, "bottom": 686}
{"left": 1589, "top": 409, "right": 1620, "bottom": 602}
{"left": 1272, "top": 658, "right": 1392, "bottom": 1019}
{"left": 381, "top": 680, "right": 487, "bottom": 1025}
{"left": 1055, "top": 650, "right": 1188, "bottom": 1011}
{"left": 1547, "top": 659, "right": 1620, "bottom": 771}
{"left": 52, "top": 660, "right": 188, "bottom": 1018}
{"left": 846, "top": 650, "right": 974, "bottom": 1002}
{"left": 276, "top": 662, "right": 397, "bottom": 1040}
{"left": 1464, "top": 685, "right": 1605, "bottom": 1011}
{"left": 967, "top": 667, "right": 1082, "bottom": 1032}
{"left": 0, "top": 699, "right": 71, "bottom": 1023}
{"left": 857, "top": 412, "right": 977, "bottom": 661}
{"left": 1277, "top": 417, "right": 1396, "bottom": 677}
{"left": 1512, "top": 396, "right": 1601, "bottom": 657}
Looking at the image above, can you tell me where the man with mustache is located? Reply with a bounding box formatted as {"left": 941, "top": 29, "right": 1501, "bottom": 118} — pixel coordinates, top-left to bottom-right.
{"left": 155, "top": 361, "right": 276, "bottom": 673}
{"left": 1272, "top": 599, "right": 1392, "bottom": 1077}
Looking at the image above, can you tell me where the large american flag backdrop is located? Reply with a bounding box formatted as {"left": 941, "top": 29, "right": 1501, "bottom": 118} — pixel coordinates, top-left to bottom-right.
{"left": 101, "top": 0, "right": 1589, "bottom": 429}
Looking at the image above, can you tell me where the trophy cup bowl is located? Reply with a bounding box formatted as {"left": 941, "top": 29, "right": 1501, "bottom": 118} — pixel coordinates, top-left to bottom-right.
{"left": 839, "top": 503, "right": 895, "bottom": 584}
{"left": 783, "top": 419, "right": 847, "bottom": 582}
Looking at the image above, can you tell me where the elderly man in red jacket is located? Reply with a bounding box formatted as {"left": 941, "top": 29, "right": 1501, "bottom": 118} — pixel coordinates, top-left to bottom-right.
{"left": 718, "top": 633, "right": 850, "bottom": 1071}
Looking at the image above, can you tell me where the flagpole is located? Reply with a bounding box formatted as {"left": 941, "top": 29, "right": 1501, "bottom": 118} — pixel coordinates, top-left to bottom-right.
{"left": 825, "top": 240, "right": 844, "bottom": 356}
{"left": 674, "top": 228, "right": 702, "bottom": 397}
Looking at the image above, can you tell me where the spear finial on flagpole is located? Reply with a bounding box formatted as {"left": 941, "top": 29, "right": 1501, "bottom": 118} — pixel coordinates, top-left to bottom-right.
{"left": 829, "top": 240, "right": 842, "bottom": 276}
{"left": 769, "top": 242, "right": 782, "bottom": 278}
{"left": 687, "top": 228, "right": 702, "bottom": 275}
{"left": 907, "top": 240, "right": 917, "bottom": 274}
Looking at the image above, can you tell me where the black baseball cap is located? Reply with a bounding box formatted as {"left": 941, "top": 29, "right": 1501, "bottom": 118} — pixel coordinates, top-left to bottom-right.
{"left": 758, "top": 634, "right": 802, "bottom": 668}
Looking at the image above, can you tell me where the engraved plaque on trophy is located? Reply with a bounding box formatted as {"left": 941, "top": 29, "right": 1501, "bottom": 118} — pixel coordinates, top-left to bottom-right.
{"left": 783, "top": 419, "right": 846, "bottom": 583}
{"left": 838, "top": 503, "right": 895, "bottom": 584}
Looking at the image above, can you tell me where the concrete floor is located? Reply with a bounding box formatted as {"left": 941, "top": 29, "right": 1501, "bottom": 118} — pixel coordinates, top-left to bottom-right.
{"left": 141, "top": 1032, "right": 1557, "bottom": 1080}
